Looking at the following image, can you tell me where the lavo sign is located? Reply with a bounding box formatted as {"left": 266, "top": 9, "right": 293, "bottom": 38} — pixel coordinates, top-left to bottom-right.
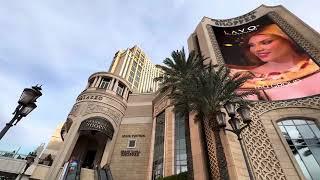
{"left": 223, "top": 25, "right": 260, "bottom": 36}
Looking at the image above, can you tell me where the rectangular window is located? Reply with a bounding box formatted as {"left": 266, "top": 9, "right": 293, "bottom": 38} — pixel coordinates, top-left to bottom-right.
{"left": 174, "top": 112, "right": 188, "bottom": 174}
{"left": 130, "top": 71, "right": 135, "bottom": 77}
{"left": 129, "top": 76, "right": 134, "bottom": 83}
{"left": 152, "top": 111, "right": 165, "bottom": 180}
{"left": 116, "top": 83, "right": 125, "bottom": 96}
{"left": 99, "top": 77, "right": 111, "bottom": 89}
{"left": 134, "top": 81, "right": 139, "bottom": 87}
{"left": 127, "top": 139, "right": 136, "bottom": 148}
{"left": 132, "top": 61, "right": 137, "bottom": 68}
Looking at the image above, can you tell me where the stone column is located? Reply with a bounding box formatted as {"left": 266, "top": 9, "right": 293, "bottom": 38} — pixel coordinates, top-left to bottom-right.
{"left": 45, "top": 121, "right": 81, "bottom": 180}
{"left": 123, "top": 88, "right": 129, "bottom": 99}
{"left": 100, "top": 139, "right": 112, "bottom": 167}
{"left": 108, "top": 78, "right": 115, "bottom": 90}
{"left": 94, "top": 76, "right": 102, "bottom": 88}
{"left": 147, "top": 117, "right": 157, "bottom": 180}
{"left": 89, "top": 77, "right": 98, "bottom": 88}
{"left": 112, "top": 79, "right": 119, "bottom": 92}
{"left": 100, "top": 126, "right": 120, "bottom": 167}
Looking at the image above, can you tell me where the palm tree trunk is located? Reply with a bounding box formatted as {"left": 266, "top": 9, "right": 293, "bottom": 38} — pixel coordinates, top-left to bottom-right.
{"left": 202, "top": 117, "right": 229, "bottom": 180}
{"left": 185, "top": 113, "right": 194, "bottom": 180}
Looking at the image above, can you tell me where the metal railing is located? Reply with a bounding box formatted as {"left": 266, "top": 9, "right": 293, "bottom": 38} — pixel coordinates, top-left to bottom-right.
{"left": 0, "top": 150, "right": 28, "bottom": 160}
{"left": 95, "top": 165, "right": 113, "bottom": 180}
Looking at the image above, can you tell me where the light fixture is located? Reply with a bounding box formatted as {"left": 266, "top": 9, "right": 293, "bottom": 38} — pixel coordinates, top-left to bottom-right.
{"left": 20, "top": 103, "right": 37, "bottom": 117}
{"left": 0, "top": 85, "right": 42, "bottom": 140}
{"left": 224, "top": 101, "right": 236, "bottom": 116}
{"left": 218, "top": 101, "right": 254, "bottom": 180}
{"left": 228, "top": 118, "right": 241, "bottom": 131}
{"left": 215, "top": 111, "right": 226, "bottom": 128}
{"left": 237, "top": 105, "right": 252, "bottom": 124}
{"left": 18, "top": 86, "right": 42, "bottom": 106}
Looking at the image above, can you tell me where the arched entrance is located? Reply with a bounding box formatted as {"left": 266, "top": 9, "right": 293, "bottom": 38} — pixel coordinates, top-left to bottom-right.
{"left": 70, "top": 117, "right": 114, "bottom": 169}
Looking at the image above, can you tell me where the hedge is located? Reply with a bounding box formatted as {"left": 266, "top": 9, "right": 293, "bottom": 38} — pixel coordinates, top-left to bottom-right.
{"left": 157, "top": 172, "right": 188, "bottom": 180}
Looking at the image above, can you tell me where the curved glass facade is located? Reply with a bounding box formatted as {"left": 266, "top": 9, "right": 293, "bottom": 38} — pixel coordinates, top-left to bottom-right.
{"left": 277, "top": 119, "right": 320, "bottom": 180}
{"left": 152, "top": 111, "right": 165, "bottom": 180}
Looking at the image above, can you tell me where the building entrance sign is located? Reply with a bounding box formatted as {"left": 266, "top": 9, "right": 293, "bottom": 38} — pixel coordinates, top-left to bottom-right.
{"left": 79, "top": 118, "right": 114, "bottom": 139}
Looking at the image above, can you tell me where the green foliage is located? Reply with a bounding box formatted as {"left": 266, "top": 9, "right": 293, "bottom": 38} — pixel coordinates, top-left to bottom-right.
{"left": 157, "top": 172, "right": 188, "bottom": 180}
{"left": 155, "top": 48, "right": 207, "bottom": 114}
{"left": 155, "top": 48, "right": 255, "bottom": 118}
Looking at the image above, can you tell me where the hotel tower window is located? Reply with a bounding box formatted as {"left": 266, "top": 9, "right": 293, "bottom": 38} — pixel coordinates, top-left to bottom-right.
{"left": 277, "top": 119, "right": 320, "bottom": 180}
{"left": 99, "top": 77, "right": 111, "bottom": 89}
{"left": 116, "top": 83, "right": 125, "bottom": 96}
{"left": 152, "top": 111, "right": 165, "bottom": 180}
{"left": 174, "top": 112, "right": 188, "bottom": 174}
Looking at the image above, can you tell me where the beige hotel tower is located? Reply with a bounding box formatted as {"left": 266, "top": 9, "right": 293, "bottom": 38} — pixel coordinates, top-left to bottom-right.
{"left": 109, "top": 45, "right": 162, "bottom": 93}
{"left": 7, "top": 5, "right": 320, "bottom": 180}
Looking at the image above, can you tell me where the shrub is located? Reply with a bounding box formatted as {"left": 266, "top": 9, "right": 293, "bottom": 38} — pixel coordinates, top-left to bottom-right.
{"left": 157, "top": 172, "right": 188, "bottom": 180}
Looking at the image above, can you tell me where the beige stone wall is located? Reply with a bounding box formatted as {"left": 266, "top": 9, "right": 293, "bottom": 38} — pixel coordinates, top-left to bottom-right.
{"left": 223, "top": 126, "right": 251, "bottom": 180}
{"left": 41, "top": 123, "right": 64, "bottom": 159}
{"left": 110, "top": 123, "right": 153, "bottom": 180}
{"left": 189, "top": 113, "right": 209, "bottom": 180}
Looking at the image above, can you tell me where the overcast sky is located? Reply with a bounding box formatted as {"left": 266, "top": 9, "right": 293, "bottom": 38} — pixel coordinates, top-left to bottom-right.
{"left": 0, "top": 0, "right": 319, "bottom": 154}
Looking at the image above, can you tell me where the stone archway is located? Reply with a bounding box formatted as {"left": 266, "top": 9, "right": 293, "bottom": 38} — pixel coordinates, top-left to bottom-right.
{"left": 70, "top": 117, "right": 115, "bottom": 169}
{"left": 79, "top": 117, "right": 115, "bottom": 139}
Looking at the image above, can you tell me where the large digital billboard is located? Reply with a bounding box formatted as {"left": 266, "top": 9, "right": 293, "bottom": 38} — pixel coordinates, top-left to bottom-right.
{"left": 211, "top": 15, "right": 320, "bottom": 101}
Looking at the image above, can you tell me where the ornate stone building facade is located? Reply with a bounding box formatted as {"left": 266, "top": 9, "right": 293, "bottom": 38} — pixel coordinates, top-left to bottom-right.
{"left": 187, "top": 4, "right": 320, "bottom": 180}
{"left": 8, "top": 4, "right": 319, "bottom": 180}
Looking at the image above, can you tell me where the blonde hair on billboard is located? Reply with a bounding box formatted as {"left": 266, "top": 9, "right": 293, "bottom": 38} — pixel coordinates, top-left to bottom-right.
{"left": 242, "top": 24, "right": 306, "bottom": 65}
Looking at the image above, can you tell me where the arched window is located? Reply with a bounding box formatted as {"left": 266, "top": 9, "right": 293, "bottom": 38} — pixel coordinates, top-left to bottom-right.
{"left": 277, "top": 119, "right": 320, "bottom": 180}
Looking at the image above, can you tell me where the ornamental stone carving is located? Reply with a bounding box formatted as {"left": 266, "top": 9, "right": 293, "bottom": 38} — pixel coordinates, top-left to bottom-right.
{"left": 153, "top": 96, "right": 170, "bottom": 117}
{"left": 82, "top": 103, "right": 122, "bottom": 126}
{"left": 69, "top": 104, "right": 81, "bottom": 117}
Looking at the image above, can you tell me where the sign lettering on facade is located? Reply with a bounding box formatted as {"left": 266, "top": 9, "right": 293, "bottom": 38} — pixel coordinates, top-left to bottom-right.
{"left": 122, "top": 134, "right": 145, "bottom": 138}
{"left": 121, "top": 150, "right": 141, "bottom": 156}
{"left": 77, "top": 95, "right": 103, "bottom": 101}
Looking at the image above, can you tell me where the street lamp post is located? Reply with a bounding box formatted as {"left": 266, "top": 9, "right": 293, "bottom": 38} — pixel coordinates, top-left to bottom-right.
{"left": 216, "top": 101, "right": 255, "bottom": 180}
{"left": 0, "top": 85, "right": 42, "bottom": 140}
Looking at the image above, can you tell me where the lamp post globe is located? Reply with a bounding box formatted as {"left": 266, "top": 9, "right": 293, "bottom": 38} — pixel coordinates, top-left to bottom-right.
{"left": 237, "top": 105, "right": 252, "bottom": 124}
{"left": 18, "top": 86, "right": 42, "bottom": 106}
{"left": 0, "top": 85, "right": 42, "bottom": 140}
{"left": 218, "top": 102, "right": 254, "bottom": 180}
{"left": 224, "top": 101, "right": 236, "bottom": 116}
{"left": 215, "top": 111, "right": 227, "bottom": 128}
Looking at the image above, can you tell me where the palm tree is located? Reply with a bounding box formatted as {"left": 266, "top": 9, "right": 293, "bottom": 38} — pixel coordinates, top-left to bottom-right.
{"left": 156, "top": 48, "right": 255, "bottom": 179}
{"left": 188, "top": 65, "right": 254, "bottom": 180}
{"left": 155, "top": 48, "right": 206, "bottom": 180}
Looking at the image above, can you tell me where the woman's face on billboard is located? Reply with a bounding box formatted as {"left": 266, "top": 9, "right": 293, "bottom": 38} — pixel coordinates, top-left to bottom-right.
{"left": 248, "top": 34, "right": 293, "bottom": 63}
